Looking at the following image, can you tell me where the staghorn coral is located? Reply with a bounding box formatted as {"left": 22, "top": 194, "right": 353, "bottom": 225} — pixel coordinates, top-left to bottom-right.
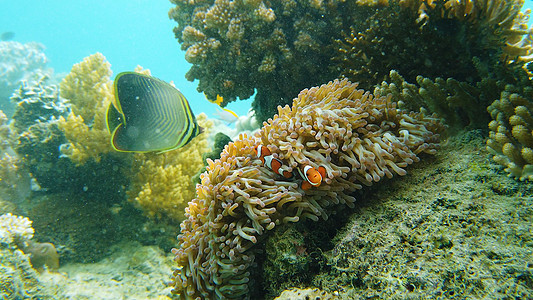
{"left": 169, "top": 0, "right": 347, "bottom": 122}
{"left": 57, "top": 53, "right": 114, "bottom": 165}
{"left": 487, "top": 85, "right": 533, "bottom": 181}
{"left": 127, "top": 113, "right": 213, "bottom": 222}
{"left": 170, "top": 79, "right": 444, "bottom": 299}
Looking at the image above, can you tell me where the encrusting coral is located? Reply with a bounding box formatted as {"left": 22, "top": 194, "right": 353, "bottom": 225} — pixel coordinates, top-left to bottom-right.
{"left": 170, "top": 79, "right": 444, "bottom": 299}
{"left": 487, "top": 85, "right": 533, "bottom": 181}
{"left": 127, "top": 113, "right": 213, "bottom": 222}
{"left": 57, "top": 53, "right": 114, "bottom": 165}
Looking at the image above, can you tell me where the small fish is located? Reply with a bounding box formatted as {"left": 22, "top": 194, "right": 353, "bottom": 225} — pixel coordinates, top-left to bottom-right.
{"left": 254, "top": 145, "right": 293, "bottom": 178}
{"left": 205, "top": 93, "right": 239, "bottom": 124}
{"left": 106, "top": 72, "right": 203, "bottom": 152}
{"left": 214, "top": 107, "right": 239, "bottom": 124}
{"left": 298, "top": 165, "right": 326, "bottom": 190}
{"left": 1, "top": 31, "right": 15, "bottom": 41}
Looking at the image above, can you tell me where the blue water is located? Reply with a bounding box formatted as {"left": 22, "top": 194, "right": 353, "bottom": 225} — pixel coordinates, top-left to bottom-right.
{"left": 0, "top": 0, "right": 253, "bottom": 119}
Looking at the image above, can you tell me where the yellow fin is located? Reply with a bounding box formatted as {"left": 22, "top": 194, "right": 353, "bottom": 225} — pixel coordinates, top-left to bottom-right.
{"left": 205, "top": 93, "right": 224, "bottom": 106}
{"left": 221, "top": 107, "right": 238, "bottom": 119}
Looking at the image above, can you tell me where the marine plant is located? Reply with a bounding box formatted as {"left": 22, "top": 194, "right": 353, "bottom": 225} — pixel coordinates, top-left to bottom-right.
{"left": 170, "top": 79, "right": 444, "bottom": 299}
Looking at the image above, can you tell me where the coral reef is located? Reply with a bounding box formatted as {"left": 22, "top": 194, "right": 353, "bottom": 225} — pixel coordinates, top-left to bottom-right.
{"left": 0, "top": 41, "right": 49, "bottom": 116}
{"left": 0, "top": 109, "right": 25, "bottom": 199}
{"left": 274, "top": 287, "right": 339, "bottom": 300}
{"left": 336, "top": 0, "right": 532, "bottom": 88}
{"left": 169, "top": 0, "right": 347, "bottom": 122}
{"left": 11, "top": 75, "right": 69, "bottom": 133}
{"left": 9, "top": 75, "right": 124, "bottom": 195}
{"left": 487, "top": 85, "right": 533, "bottom": 181}
{"left": 308, "top": 130, "right": 533, "bottom": 299}
{"left": 170, "top": 79, "right": 444, "bottom": 299}
{"left": 127, "top": 113, "right": 213, "bottom": 222}
{"left": 170, "top": 0, "right": 532, "bottom": 123}
{"left": 0, "top": 213, "right": 34, "bottom": 247}
{"left": 57, "top": 53, "right": 114, "bottom": 165}
{"left": 0, "top": 247, "right": 54, "bottom": 299}
{"left": 0, "top": 213, "right": 58, "bottom": 273}
{"left": 373, "top": 70, "right": 501, "bottom": 132}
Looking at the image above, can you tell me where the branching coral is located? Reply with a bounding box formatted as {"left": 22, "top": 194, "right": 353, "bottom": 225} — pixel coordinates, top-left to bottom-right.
{"left": 487, "top": 86, "right": 533, "bottom": 181}
{"left": 57, "top": 53, "right": 114, "bottom": 165}
{"left": 374, "top": 70, "right": 493, "bottom": 132}
{"left": 169, "top": 0, "right": 347, "bottom": 122}
{"left": 170, "top": 79, "right": 444, "bottom": 299}
{"left": 127, "top": 114, "right": 213, "bottom": 222}
{"left": 0, "top": 213, "right": 34, "bottom": 247}
{"left": 335, "top": 0, "right": 533, "bottom": 89}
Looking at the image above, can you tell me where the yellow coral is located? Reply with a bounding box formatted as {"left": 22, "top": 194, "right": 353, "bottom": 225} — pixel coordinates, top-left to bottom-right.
{"left": 60, "top": 53, "right": 112, "bottom": 125}
{"left": 127, "top": 114, "right": 213, "bottom": 222}
{"left": 170, "top": 79, "right": 444, "bottom": 299}
{"left": 57, "top": 53, "right": 114, "bottom": 164}
{"left": 487, "top": 89, "right": 533, "bottom": 181}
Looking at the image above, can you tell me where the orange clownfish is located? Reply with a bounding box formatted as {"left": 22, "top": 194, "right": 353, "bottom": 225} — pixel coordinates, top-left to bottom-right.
{"left": 254, "top": 145, "right": 293, "bottom": 179}
{"left": 298, "top": 165, "right": 326, "bottom": 190}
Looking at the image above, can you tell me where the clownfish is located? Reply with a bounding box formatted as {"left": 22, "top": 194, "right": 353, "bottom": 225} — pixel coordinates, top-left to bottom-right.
{"left": 254, "top": 145, "right": 293, "bottom": 179}
{"left": 298, "top": 165, "right": 326, "bottom": 190}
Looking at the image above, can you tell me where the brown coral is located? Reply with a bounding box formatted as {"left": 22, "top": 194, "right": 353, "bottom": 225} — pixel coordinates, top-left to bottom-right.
{"left": 169, "top": 0, "right": 345, "bottom": 122}
{"left": 170, "top": 79, "right": 443, "bottom": 299}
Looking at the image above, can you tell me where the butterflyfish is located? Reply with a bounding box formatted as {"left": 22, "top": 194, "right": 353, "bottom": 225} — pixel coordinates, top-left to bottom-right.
{"left": 254, "top": 145, "right": 293, "bottom": 179}
{"left": 205, "top": 93, "right": 239, "bottom": 124}
{"left": 298, "top": 165, "right": 326, "bottom": 190}
{"left": 106, "top": 72, "right": 203, "bottom": 153}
